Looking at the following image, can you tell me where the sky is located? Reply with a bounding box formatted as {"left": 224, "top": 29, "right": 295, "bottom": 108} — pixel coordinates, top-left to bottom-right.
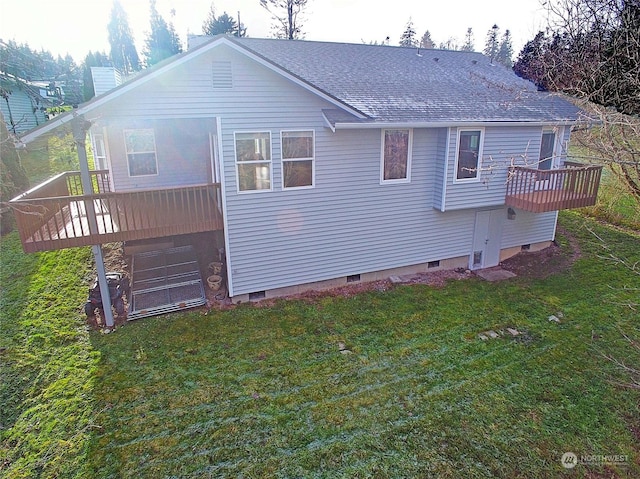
{"left": 0, "top": 0, "right": 550, "bottom": 63}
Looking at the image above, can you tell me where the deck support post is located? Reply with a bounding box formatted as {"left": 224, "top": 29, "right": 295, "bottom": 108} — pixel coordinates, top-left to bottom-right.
{"left": 73, "top": 113, "right": 114, "bottom": 328}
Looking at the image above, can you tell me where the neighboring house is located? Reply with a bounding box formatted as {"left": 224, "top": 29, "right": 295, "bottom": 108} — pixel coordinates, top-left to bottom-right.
{"left": 0, "top": 74, "right": 63, "bottom": 134}
{"left": 11, "top": 35, "right": 602, "bottom": 308}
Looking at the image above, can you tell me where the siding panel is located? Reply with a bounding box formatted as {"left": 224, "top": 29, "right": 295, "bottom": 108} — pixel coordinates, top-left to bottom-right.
{"left": 442, "top": 125, "right": 545, "bottom": 211}
{"left": 1, "top": 89, "right": 46, "bottom": 134}
{"left": 94, "top": 44, "right": 564, "bottom": 296}
{"left": 501, "top": 210, "right": 558, "bottom": 247}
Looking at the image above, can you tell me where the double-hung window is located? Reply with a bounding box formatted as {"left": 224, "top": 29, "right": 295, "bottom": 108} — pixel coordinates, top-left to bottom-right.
{"left": 282, "top": 130, "right": 314, "bottom": 189}
{"left": 124, "top": 129, "right": 157, "bottom": 176}
{"left": 455, "top": 129, "right": 483, "bottom": 181}
{"left": 381, "top": 129, "right": 412, "bottom": 183}
{"left": 235, "top": 132, "right": 272, "bottom": 192}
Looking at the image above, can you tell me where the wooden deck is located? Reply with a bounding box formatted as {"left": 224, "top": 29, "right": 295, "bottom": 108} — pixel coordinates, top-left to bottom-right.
{"left": 10, "top": 171, "right": 223, "bottom": 253}
{"left": 505, "top": 163, "right": 603, "bottom": 213}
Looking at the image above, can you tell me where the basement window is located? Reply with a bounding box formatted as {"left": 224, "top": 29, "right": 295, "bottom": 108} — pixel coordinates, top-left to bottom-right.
{"left": 346, "top": 274, "right": 361, "bottom": 283}
{"left": 428, "top": 260, "right": 440, "bottom": 269}
{"left": 521, "top": 244, "right": 531, "bottom": 251}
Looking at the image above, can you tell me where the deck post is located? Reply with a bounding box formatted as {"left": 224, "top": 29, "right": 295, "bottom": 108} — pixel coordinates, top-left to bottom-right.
{"left": 73, "top": 114, "right": 114, "bottom": 328}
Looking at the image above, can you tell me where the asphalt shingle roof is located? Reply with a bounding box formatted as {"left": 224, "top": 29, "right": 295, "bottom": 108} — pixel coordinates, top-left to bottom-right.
{"left": 228, "top": 37, "right": 582, "bottom": 124}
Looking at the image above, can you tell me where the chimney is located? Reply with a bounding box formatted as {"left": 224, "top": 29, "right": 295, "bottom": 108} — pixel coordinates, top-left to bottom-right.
{"left": 91, "top": 67, "right": 122, "bottom": 96}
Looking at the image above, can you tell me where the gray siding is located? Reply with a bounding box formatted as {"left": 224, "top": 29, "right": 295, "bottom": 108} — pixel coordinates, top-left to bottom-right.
{"left": 441, "top": 125, "right": 545, "bottom": 211}
{"left": 92, "top": 44, "right": 564, "bottom": 296}
{"left": 225, "top": 132, "right": 478, "bottom": 294}
{"left": 1, "top": 89, "right": 46, "bottom": 134}
{"left": 104, "top": 118, "right": 214, "bottom": 191}
{"left": 432, "top": 128, "right": 448, "bottom": 210}
{"left": 502, "top": 210, "right": 558, "bottom": 248}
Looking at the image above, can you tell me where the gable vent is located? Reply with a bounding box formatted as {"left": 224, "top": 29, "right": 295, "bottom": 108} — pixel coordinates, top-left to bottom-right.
{"left": 212, "top": 61, "right": 233, "bottom": 89}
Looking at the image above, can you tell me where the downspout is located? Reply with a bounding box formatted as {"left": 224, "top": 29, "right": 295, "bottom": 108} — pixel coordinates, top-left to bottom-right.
{"left": 72, "top": 113, "right": 115, "bottom": 328}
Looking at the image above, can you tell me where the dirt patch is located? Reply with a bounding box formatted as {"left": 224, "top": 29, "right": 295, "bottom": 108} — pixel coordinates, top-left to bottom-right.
{"left": 222, "top": 269, "right": 475, "bottom": 310}
{"left": 88, "top": 226, "right": 580, "bottom": 320}
{"left": 102, "top": 242, "right": 131, "bottom": 275}
{"left": 85, "top": 243, "right": 131, "bottom": 329}
{"left": 500, "top": 226, "right": 581, "bottom": 279}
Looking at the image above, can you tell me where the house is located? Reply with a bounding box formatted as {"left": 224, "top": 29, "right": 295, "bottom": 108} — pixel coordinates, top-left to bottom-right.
{"left": 10, "top": 35, "right": 602, "bottom": 320}
{"left": 0, "top": 73, "right": 63, "bottom": 134}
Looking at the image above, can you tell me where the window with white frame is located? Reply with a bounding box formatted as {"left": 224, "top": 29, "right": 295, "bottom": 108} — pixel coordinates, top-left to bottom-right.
{"left": 381, "top": 129, "right": 412, "bottom": 182}
{"left": 538, "top": 130, "right": 556, "bottom": 170}
{"left": 282, "top": 130, "right": 314, "bottom": 188}
{"left": 124, "top": 129, "right": 157, "bottom": 176}
{"left": 455, "top": 129, "right": 483, "bottom": 181}
{"left": 235, "top": 132, "right": 272, "bottom": 191}
{"left": 92, "top": 133, "right": 107, "bottom": 170}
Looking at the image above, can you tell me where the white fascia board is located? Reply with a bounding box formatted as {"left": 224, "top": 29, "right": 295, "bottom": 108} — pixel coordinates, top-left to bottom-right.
{"left": 20, "top": 38, "right": 230, "bottom": 144}
{"left": 332, "top": 120, "right": 579, "bottom": 130}
{"left": 20, "top": 36, "right": 365, "bottom": 144}
{"left": 321, "top": 112, "right": 337, "bottom": 132}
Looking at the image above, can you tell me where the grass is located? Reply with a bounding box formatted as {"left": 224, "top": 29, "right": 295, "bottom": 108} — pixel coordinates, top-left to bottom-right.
{"left": 569, "top": 145, "right": 640, "bottom": 231}
{"left": 0, "top": 235, "right": 97, "bottom": 478}
{"left": 1, "top": 212, "right": 639, "bottom": 478}
{"left": 580, "top": 168, "right": 640, "bottom": 231}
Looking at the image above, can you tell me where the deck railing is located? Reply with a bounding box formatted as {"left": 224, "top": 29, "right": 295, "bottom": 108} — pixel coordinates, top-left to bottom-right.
{"left": 10, "top": 171, "right": 223, "bottom": 253}
{"left": 505, "top": 163, "right": 603, "bottom": 213}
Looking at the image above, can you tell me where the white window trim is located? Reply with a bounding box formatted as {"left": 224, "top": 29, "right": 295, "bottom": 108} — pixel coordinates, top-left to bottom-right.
{"left": 380, "top": 128, "right": 413, "bottom": 184}
{"left": 538, "top": 127, "right": 564, "bottom": 170}
{"left": 234, "top": 131, "right": 273, "bottom": 194}
{"left": 281, "top": 129, "right": 315, "bottom": 190}
{"left": 453, "top": 127, "right": 484, "bottom": 184}
{"left": 124, "top": 128, "right": 158, "bottom": 178}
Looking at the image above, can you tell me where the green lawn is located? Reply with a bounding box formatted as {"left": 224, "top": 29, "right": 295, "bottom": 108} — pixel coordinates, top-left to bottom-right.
{"left": 569, "top": 143, "right": 640, "bottom": 231}
{"left": 1, "top": 212, "right": 639, "bottom": 478}
{"left": 580, "top": 168, "right": 640, "bottom": 231}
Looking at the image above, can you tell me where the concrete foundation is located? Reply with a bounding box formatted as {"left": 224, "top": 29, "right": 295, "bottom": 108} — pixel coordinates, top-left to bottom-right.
{"left": 231, "top": 240, "right": 552, "bottom": 303}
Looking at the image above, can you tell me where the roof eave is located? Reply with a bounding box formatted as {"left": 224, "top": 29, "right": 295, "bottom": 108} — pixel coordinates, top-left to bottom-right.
{"left": 19, "top": 35, "right": 371, "bottom": 145}
{"left": 330, "top": 119, "right": 581, "bottom": 130}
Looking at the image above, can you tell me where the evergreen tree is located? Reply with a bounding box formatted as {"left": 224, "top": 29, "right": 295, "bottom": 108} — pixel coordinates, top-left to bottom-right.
{"left": 202, "top": 4, "right": 246, "bottom": 36}
{"left": 483, "top": 24, "right": 500, "bottom": 63}
{"left": 513, "top": 31, "right": 547, "bottom": 86}
{"left": 438, "top": 38, "right": 459, "bottom": 50}
{"left": 497, "top": 29, "right": 514, "bottom": 67}
{"left": 461, "top": 28, "right": 475, "bottom": 51}
{"left": 107, "top": 0, "right": 140, "bottom": 74}
{"left": 143, "top": 0, "right": 182, "bottom": 67}
{"left": 259, "top": 0, "right": 309, "bottom": 40}
{"left": 399, "top": 19, "right": 418, "bottom": 47}
{"left": 513, "top": 0, "right": 640, "bottom": 204}
{"left": 0, "top": 40, "right": 80, "bottom": 107}
{"left": 56, "top": 54, "right": 83, "bottom": 106}
{"left": 420, "top": 30, "right": 435, "bottom": 49}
